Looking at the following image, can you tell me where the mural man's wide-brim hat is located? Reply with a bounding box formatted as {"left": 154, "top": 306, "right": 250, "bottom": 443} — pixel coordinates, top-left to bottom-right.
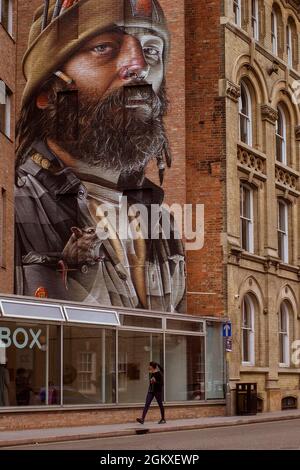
{"left": 22, "top": 0, "right": 170, "bottom": 105}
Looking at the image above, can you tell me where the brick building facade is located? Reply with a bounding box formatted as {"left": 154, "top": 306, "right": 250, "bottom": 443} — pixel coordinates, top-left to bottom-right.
{"left": 0, "top": 0, "right": 15, "bottom": 295}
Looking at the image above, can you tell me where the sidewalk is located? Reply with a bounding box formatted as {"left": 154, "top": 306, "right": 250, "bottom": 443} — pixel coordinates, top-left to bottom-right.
{"left": 0, "top": 409, "right": 300, "bottom": 447}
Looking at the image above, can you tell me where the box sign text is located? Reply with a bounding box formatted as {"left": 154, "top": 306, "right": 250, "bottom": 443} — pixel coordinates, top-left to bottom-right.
{"left": 0, "top": 327, "right": 43, "bottom": 350}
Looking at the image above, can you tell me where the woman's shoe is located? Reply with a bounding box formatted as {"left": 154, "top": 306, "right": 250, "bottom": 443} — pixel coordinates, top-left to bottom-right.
{"left": 158, "top": 419, "right": 166, "bottom": 424}
{"left": 136, "top": 418, "right": 144, "bottom": 424}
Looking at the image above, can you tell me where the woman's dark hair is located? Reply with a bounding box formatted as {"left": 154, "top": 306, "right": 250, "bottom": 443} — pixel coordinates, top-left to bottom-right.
{"left": 149, "top": 361, "right": 164, "bottom": 372}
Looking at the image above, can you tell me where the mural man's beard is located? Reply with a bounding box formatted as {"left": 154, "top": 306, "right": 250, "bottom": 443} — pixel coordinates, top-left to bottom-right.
{"left": 44, "top": 83, "right": 170, "bottom": 174}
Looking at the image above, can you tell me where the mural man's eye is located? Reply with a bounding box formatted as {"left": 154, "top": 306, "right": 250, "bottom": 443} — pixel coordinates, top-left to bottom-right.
{"left": 93, "top": 44, "right": 114, "bottom": 55}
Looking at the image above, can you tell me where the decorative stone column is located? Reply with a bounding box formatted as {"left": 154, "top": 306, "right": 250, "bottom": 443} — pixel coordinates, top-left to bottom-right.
{"left": 261, "top": 104, "right": 279, "bottom": 258}
{"left": 260, "top": 104, "right": 281, "bottom": 410}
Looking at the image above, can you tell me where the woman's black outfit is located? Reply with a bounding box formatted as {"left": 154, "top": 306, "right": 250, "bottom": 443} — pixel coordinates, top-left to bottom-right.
{"left": 140, "top": 371, "right": 165, "bottom": 423}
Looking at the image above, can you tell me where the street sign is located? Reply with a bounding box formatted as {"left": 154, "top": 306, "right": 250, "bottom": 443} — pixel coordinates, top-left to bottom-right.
{"left": 225, "top": 338, "right": 232, "bottom": 352}
{"left": 223, "top": 322, "right": 232, "bottom": 337}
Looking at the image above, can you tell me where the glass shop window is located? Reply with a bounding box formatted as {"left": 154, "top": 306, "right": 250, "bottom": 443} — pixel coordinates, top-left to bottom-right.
{"left": 63, "top": 327, "right": 116, "bottom": 405}
{"left": 0, "top": 323, "right": 51, "bottom": 407}
{"left": 118, "top": 331, "right": 163, "bottom": 404}
{"left": 165, "top": 334, "right": 205, "bottom": 401}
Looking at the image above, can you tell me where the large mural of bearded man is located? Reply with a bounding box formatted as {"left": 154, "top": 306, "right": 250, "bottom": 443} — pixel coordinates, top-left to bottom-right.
{"left": 15, "top": 0, "right": 186, "bottom": 312}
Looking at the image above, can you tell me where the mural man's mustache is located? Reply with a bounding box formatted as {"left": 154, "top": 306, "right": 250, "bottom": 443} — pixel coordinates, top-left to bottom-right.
{"left": 43, "top": 83, "right": 170, "bottom": 174}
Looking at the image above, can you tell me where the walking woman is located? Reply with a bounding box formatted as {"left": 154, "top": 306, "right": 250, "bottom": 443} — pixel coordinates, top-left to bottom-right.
{"left": 136, "top": 362, "right": 166, "bottom": 424}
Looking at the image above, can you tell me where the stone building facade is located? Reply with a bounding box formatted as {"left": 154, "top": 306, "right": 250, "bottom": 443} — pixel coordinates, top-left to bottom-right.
{"left": 222, "top": 0, "right": 300, "bottom": 412}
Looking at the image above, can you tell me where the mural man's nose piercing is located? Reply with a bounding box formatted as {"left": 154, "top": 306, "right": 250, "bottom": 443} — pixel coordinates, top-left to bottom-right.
{"left": 123, "top": 65, "right": 150, "bottom": 81}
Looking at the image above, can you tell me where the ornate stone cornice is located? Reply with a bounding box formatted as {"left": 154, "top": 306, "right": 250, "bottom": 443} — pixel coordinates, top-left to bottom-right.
{"left": 261, "top": 105, "right": 278, "bottom": 124}
{"left": 226, "top": 80, "right": 241, "bottom": 102}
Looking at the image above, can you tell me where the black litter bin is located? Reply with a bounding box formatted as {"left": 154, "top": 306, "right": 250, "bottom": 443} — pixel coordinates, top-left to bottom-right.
{"left": 236, "top": 383, "right": 257, "bottom": 415}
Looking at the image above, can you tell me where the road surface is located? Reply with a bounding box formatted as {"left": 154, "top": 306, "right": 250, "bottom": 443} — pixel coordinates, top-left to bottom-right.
{"left": 4, "top": 418, "right": 300, "bottom": 450}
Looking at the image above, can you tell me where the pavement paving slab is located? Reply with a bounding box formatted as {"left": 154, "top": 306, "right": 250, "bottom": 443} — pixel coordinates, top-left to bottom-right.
{"left": 0, "top": 409, "right": 300, "bottom": 448}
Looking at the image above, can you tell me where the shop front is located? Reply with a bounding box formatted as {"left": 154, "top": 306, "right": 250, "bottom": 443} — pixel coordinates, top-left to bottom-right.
{"left": 0, "top": 295, "right": 225, "bottom": 428}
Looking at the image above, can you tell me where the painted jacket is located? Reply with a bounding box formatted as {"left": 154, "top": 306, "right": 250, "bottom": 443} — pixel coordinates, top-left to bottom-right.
{"left": 15, "top": 142, "right": 186, "bottom": 313}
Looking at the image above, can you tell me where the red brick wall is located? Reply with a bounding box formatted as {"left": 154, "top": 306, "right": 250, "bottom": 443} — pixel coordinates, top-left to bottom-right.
{"left": 0, "top": 404, "right": 225, "bottom": 431}
{"left": 185, "top": 0, "right": 226, "bottom": 317}
{"left": 11, "top": 0, "right": 226, "bottom": 317}
{"left": 0, "top": 2, "right": 17, "bottom": 294}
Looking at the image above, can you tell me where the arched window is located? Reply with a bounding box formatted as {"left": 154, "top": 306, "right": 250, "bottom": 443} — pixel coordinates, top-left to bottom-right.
{"left": 276, "top": 106, "right": 287, "bottom": 164}
{"left": 286, "top": 23, "right": 293, "bottom": 68}
{"left": 240, "top": 184, "right": 254, "bottom": 253}
{"left": 271, "top": 8, "right": 278, "bottom": 55}
{"left": 286, "top": 18, "right": 298, "bottom": 69}
{"left": 239, "top": 82, "right": 252, "bottom": 146}
{"left": 278, "top": 200, "right": 289, "bottom": 263}
{"left": 241, "top": 295, "right": 255, "bottom": 365}
{"left": 234, "top": 0, "right": 242, "bottom": 27}
{"left": 279, "top": 302, "right": 290, "bottom": 366}
{"left": 251, "top": 0, "right": 259, "bottom": 40}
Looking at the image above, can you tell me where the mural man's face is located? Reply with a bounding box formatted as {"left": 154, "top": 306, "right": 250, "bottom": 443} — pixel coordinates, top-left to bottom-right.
{"left": 39, "top": 27, "right": 169, "bottom": 174}
{"left": 63, "top": 27, "right": 165, "bottom": 99}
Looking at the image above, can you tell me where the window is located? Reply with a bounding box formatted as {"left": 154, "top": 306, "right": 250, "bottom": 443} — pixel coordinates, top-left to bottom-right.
{"left": 251, "top": 0, "right": 259, "bottom": 40}
{"left": 276, "top": 106, "right": 286, "bottom": 164}
{"left": 78, "top": 352, "right": 96, "bottom": 394}
{"left": 118, "top": 331, "right": 163, "bottom": 403}
{"left": 0, "top": 322, "right": 50, "bottom": 407}
{"left": 271, "top": 9, "right": 278, "bottom": 55}
{"left": 63, "top": 327, "right": 116, "bottom": 405}
{"left": 206, "top": 322, "right": 224, "bottom": 400}
{"left": 0, "top": 0, "right": 13, "bottom": 36}
{"left": 282, "top": 396, "right": 297, "bottom": 410}
{"left": 241, "top": 295, "right": 255, "bottom": 364}
{"left": 278, "top": 200, "right": 289, "bottom": 263}
{"left": 279, "top": 302, "right": 290, "bottom": 366}
{"left": 233, "top": 0, "right": 241, "bottom": 27}
{"left": 239, "top": 82, "right": 252, "bottom": 146}
{"left": 0, "top": 188, "right": 6, "bottom": 268}
{"left": 286, "top": 23, "right": 293, "bottom": 68}
{"left": 0, "top": 81, "right": 11, "bottom": 138}
{"left": 165, "top": 334, "right": 205, "bottom": 401}
{"left": 240, "top": 184, "right": 254, "bottom": 253}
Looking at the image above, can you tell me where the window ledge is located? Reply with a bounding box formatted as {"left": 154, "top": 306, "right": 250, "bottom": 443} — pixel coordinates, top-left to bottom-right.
{"left": 240, "top": 366, "right": 269, "bottom": 373}
{"left": 278, "top": 367, "right": 300, "bottom": 373}
{"left": 225, "top": 21, "right": 252, "bottom": 44}
{"left": 238, "top": 141, "right": 267, "bottom": 160}
{"left": 240, "top": 252, "right": 267, "bottom": 264}
{"left": 278, "top": 262, "right": 300, "bottom": 274}
{"left": 241, "top": 362, "right": 255, "bottom": 368}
